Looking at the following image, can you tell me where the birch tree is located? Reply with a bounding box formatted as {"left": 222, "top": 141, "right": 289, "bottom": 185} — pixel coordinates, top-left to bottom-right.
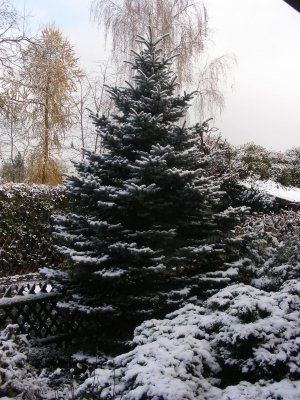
{"left": 0, "top": 98, "right": 29, "bottom": 180}
{"left": 72, "top": 62, "right": 115, "bottom": 159}
{"left": 90, "top": 0, "right": 236, "bottom": 116}
{"left": 0, "top": 0, "right": 32, "bottom": 108}
{"left": 0, "top": 0, "right": 32, "bottom": 175}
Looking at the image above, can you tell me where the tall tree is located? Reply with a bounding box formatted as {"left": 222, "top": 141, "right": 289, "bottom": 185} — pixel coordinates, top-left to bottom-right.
{"left": 0, "top": 0, "right": 32, "bottom": 108}
{"left": 72, "top": 63, "right": 116, "bottom": 159}
{"left": 1, "top": 151, "right": 25, "bottom": 182}
{"left": 90, "top": 0, "right": 236, "bottom": 116}
{"left": 0, "top": 87, "right": 27, "bottom": 154}
{"left": 0, "top": 0, "right": 33, "bottom": 168}
{"left": 19, "top": 24, "right": 83, "bottom": 185}
{"left": 0, "top": 98, "right": 29, "bottom": 182}
{"left": 54, "top": 29, "right": 246, "bottom": 351}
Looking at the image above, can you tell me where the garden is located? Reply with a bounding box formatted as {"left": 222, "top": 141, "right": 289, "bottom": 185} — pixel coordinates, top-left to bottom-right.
{"left": 1, "top": 28, "right": 300, "bottom": 400}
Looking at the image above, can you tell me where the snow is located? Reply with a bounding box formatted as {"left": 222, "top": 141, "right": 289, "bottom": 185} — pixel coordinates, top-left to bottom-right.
{"left": 2, "top": 25, "right": 300, "bottom": 400}
{"left": 76, "top": 322, "right": 222, "bottom": 399}
{"left": 221, "top": 379, "right": 300, "bottom": 400}
{"left": 39, "top": 267, "right": 69, "bottom": 281}
{"left": 0, "top": 291, "right": 61, "bottom": 307}
{"left": 74, "top": 280, "right": 300, "bottom": 399}
{"left": 94, "top": 268, "right": 126, "bottom": 278}
{"left": 240, "top": 178, "right": 300, "bottom": 203}
{"left": 1, "top": 280, "right": 300, "bottom": 399}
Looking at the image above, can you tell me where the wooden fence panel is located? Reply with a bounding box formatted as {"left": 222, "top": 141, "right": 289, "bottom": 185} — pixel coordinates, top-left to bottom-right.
{"left": 0, "top": 281, "right": 70, "bottom": 344}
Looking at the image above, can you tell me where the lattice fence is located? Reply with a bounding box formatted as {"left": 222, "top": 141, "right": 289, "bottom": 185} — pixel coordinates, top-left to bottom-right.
{"left": 0, "top": 279, "right": 71, "bottom": 344}
{"left": 0, "top": 272, "right": 44, "bottom": 287}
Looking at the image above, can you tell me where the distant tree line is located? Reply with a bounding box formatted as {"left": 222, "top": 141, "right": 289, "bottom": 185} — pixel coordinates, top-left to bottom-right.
{"left": 233, "top": 143, "right": 300, "bottom": 187}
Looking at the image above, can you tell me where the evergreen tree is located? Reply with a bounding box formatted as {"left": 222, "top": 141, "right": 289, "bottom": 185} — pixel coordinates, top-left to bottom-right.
{"left": 53, "top": 28, "right": 247, "bottom": 351}
{"left": 1, "top": 152, "right": 25, "bottom": 183}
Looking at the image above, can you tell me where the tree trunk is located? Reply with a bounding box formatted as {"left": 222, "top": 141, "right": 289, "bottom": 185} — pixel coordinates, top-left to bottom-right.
{"left": 42, "top": 81, "right": 50, "bottom": 184}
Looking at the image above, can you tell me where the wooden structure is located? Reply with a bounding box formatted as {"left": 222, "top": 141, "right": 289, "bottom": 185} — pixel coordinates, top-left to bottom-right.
{"left": 239, "top": 180, "right": 300, "bottom": 213}
{"left": 0, "top": 279, "right": 70, "bottom": 345}
{"left": 274, "top": 198, "right": 300, "bottom": 212}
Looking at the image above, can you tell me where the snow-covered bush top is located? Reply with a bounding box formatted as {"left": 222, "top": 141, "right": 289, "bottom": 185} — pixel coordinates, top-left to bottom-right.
{"left": 0, "top": 182, "right": 65, "bottom": 211}
{"left": 76, "top": 280, "right": 300, "bottom": 399}
{"left": 237, "top": 210, "right": 300, "bottom": 290}
{"left": 220, "top": 379, "right": 300, "bottom": 400}
{"left": 232, "top": 143, "right": 300, "bottom": 187}
{"left": 0, "top": 324, "right": 35, "bottom": 397}
{"left": 205, "top": 280, "right": 300, "bottom": 381}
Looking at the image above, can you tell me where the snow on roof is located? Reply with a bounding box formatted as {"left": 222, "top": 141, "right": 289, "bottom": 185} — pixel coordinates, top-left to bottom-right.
{"left": 239, "top": 179, "right": 300, "bottom": 203}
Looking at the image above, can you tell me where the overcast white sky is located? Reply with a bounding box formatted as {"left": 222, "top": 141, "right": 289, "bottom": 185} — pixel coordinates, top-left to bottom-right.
{"left": 22, "top": 0, "right": 300, "bottom": 152}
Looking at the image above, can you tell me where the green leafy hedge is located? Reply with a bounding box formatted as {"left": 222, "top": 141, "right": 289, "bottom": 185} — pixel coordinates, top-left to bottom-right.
{"left": 0, "top": 183, "right": 67, "bottom": 277}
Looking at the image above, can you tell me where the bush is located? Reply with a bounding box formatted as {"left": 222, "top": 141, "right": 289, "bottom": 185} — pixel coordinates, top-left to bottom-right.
{"left": 0, "top": 182, "right": 67, "bottom": 276}
{"left": 234, "top": 182, "right": 275, "bottom": 212}
{"left": 238, "top": 210, "right": 300, "bottom": 290}
{"left": 237, "top": 143, "right": 272, "bottom": 181}
{"left": 0, "top": 325, "right": 80, "bottom": 399}
{"left": 76, "top": 280, "right": 300, "bottom": 398}
{"left": 0, "top": 324, "right": 37, "bottom": 398}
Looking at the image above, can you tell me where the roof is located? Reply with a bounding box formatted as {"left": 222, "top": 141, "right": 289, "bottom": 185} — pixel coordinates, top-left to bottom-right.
{"left": 239, "top": 179, "right": 300, "bottom": 203}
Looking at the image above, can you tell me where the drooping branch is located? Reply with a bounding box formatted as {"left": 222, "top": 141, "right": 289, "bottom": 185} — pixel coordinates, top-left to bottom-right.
{"left": 90, "top": 0, "right": 237, "bottom": 117}
{"left": 91, "top": 0, "right": 209, "bottom": 85}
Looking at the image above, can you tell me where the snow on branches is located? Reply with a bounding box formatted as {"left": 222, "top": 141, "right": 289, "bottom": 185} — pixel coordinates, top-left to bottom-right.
{"left": 76, "top": 280, "right": 300, "bottom": 399}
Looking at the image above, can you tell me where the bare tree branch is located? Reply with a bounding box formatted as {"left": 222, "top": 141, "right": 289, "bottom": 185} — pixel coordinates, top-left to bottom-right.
{"left": 90, "top": 0, "right": 236, "bottom": 117}
{"left": 0, "top": 0, "right": 32, "bottom": 69}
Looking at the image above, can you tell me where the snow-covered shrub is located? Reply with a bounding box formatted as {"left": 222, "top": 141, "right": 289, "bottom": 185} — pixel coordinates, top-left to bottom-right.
{"left": 0, "top": 324, "right": 82, "bottom": 399}
{"left": 206, "top": 281, "right": 300, "bottom": 383}
{"left": 232, "top": 143, "right": 300, "bottom": 187}
{"left": 235, "top": 181, "right": 275, "bottom": 212}
{"left": 0, "top": 324, "right": 44, "bottom": 398}
{"left": 0, "top": 182, "right": 67, "bottom": 276}
{"left": 269, "top": 150, "right": 294, "bottom": 186}
{"left": 285, "top": 147, "right": 300, "bottom": 187}
{"left": 220, "top": 379, "right": 300, "bottom": 400}
{"left": 76, "top": 303, "right": 222, "bottom": 400}
{"left": 236, "top": 143, "right": 272, "bottom": 181}
{"left": 240, "top": 210, "right": 300, "bottom": 290}
{"left": 76, "top": 280, "right": 300, "bottom": 399}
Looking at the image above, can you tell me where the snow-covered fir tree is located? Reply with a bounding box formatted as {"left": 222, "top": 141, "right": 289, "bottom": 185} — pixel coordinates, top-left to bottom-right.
{"left": 53, "top": 28, "right": 247, "bottom": 351}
